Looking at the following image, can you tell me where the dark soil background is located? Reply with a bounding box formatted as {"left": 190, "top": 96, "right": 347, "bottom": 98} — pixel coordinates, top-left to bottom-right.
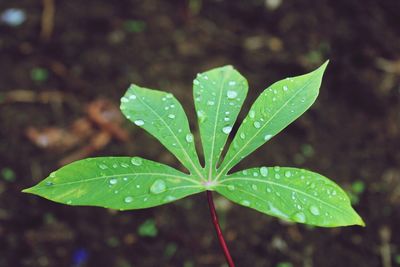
{"left": 1, "top": 0, "right": 400, "bottom": 266}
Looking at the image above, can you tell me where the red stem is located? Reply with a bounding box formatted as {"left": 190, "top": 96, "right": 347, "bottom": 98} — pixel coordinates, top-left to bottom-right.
{"left": 206, "top": 190, "right": 235, "bottom": 267}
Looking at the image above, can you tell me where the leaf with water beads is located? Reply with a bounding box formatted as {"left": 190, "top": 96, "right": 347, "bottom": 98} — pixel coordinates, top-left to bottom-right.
{"left": 193, "top": 66, "right": 248, "bottom": 177}
{"left": 216, "top": 167, "right": 364, "bottom": 227}
{"left": 23, "top": 157, "right": 204, "bottom": 210}
{"left": 218, "top": 62, "right": 329, "bottom": 175}
{"left": 121, "top": 85, "right": 203, "bottom": 177}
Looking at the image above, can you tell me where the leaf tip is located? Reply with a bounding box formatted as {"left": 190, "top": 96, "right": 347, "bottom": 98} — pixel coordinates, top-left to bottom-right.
{"left": 21, "top": 187, "right": 34, "bottom": 194}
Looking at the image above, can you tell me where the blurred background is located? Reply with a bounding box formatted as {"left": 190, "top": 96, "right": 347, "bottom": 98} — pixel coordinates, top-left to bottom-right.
{"left": 1, "top": 0, "right": 399, "bottom": 266}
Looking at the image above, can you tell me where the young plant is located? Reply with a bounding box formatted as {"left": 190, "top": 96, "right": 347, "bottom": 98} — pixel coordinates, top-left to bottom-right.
{"left": 23, "top": 62, "right": 364, "bottom": 266}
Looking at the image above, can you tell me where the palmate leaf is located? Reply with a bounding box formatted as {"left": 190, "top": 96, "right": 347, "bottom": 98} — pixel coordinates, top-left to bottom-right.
{"left": 23, "top": 157, "right": 203, "bottom": 209}
{"left": 216, "top": 167, "right": 364, "bottom": 227}
{"left": 23, "top": 62, "right": 364, "bottom": 227}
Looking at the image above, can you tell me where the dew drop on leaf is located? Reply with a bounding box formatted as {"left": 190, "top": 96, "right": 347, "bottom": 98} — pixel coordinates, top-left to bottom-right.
{"left": 134, "top": 120, "right": 144, "bottom": 126}
{"left": 131, "top": 157, "right": 143, "bottom": 166}
{"left": 45, "top": 181, "right": 54, "bottom": 186}
{"left": 227, "top": 90, "right": 238, "bottom": 99}
{"left": 251, "top": 184, "right": 258, "bottom": 191}
{"left": 124, "top": 196, "right": 133, "bottom": 203}
{"left": 185, "top": 133, "right": 194, "bottom": 143}
{"left": 292, "top": 211, "right": 306, "bottom": 223}
{"left": 240, "top": 133, "right": 246, "bottom": 139}
{"left": 193, "top": 79, "right": 200, "bottom": 85}
{"left": 109, "top": 178, "right": 118, "bottom": 185}
{"left": 264, "top": 134, "right": 272, "bottom": 141}
{"left": 284, "top": 171, "right": 292, "bottom": 178}
{"left": 227, "top": 185, "right": 235, "bottom": 191}
{"left": 228, "top": 81, "right": 236, "bottom": 86}
{"left": 150, "top": 179, "right": 167, "bottom": 194}
{"left": 309, "top": 205, "right": 320, "bottom": 216}
{"left": 222, "top": 126, "right": 232, "bottom": 134}
{"left": 253, "top": 121, "right": 261, "bottom": 128}
{"left": 168, "top": 114, "right": 175, "bottom": 119}
{"left": 241, "top": 200, "right": 251, "bottom": 206}
{"left": 207, "top": 100, "right": 215, "bottom": 106}
{"left": 283, "top": 85, "right": 288, "bottom": 91}
{"left": 99, "top": 164, "right": 108, "bottom": 170}
{"left": 260, "top": 167, "right": 268, "bottom": 177}
{"left": 129, "top": 94, "right": 137, "bottom": 100}
{"left": 120, "top": 163, "right": 129, "bottom": 168}
{"left": 164, "top": 195, "right": 177, "bottom": 202}
{"left": 249, "top": 110, "right": 255, "bottom": 119}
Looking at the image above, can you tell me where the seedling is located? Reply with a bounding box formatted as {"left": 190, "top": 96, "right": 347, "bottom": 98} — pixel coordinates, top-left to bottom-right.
{"left": 23, "top": 62, "right": 364, "bottom": 266}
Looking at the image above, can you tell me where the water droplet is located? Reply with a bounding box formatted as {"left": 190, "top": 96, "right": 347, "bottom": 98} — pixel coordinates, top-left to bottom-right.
{"left": 227, "top": 90, "right": 238, "bottom": 99}
{"left": 251, "top": 184, "right": 258, "bottom": 190}
{"left": 164, "top": 106, "right": 170, "bottom": 110}
{"left": 131, "top": 157, "right": 143, "bottom": 166}
{"left": 253, "top": 121, "right": 261, "bottom": 128}
{"left": 274, "top": 166, "right": 280, "bottom": 171}
{"left": 225, "top": 111, "right": 230, "bottom": 115}
{"left": 207, "top": 100, "right": 215, "bottom": 106}
{"left": 241, "top": 200, "right": 250, "bottom": 206}
{"left": 162, "top": 97, "right": 167, "bottom": 101}
{"left": 112, "top": 163, "right": 118, "bottom": 168}
{"left": 222, "top": 126, "right": 232, "bottom": 134}
{"left": 309, "top": 205, "right": 320, "bottom": 216}
{"left": 45, "top": 181, "right": 54, "bottom": 186}
{"left": 292, "top": 212, "right": 306, "bottom": 223}
{"left": 249, "top": 110, "right": 255, "bottom": 119}
{"left": 227, "top": 185, "right": 235, "bottom": 191}
{"left": 129, "top": 94, "right": 137, "bottom": 100}
{"left": 185, "top": 133, "right": 194, "bottom": 143}
{"left": 264, "top": 134, "right": 272, "bottom": 141}
{"left": 121, "top": 97, "right": 129, "bottom": 103}
{"left": 266, "top": 187, "right": 272, "bottom": 193}
{"left": 124, "top": 196, "right": 133, "bottom": 203}
{"left": 242, "top": 170, "right": 248, "bottom": 175}
{"left": 166, "top": 93, "right": 173, "bottom": 99}
{"left": 284, "top": 171, "right": 292, "bottom": 178}
{"left": 197, "top": 110, "right": 206, "bottom": 123}
{"left": 134, "top": 120, "right": 144, "bottom": 126}
{"left": 228, "top": 81, "right": 236, "bottom": 86}
{"left": 240, "top": 133, "right": 246, "bottom": 139}
{"left": 275, "top": 174, "right": 281, "bottom": 179}
{"left": 109, "top": 178, "right": 118, "bottom": 185}
{"left": 260, "top": 167, "right": 269, "bottom": 177}
{"left": 136, "top": 185, "right": 141, "bottom": 189}
{"left": 120, "top": 163, "right": 129, "bottom": 168}
{"left": 67, "top": 200, "right": 72, "bottom": 205}
{"left": 168, "top": 114, "right": 175, "bottom": 119}
{"left": 193, "top": 79, "right": 200, "bottom": 85}
{"left": 164, "top": 195, "right": 177, "bottom": 202}
{"left": 224, "top": 117, "right": 230, "bottom": 121}
{"left": 99, "top": 164, "right": 108, "bottom": 170}
{"left": 253, "top": 172, "right": 259, "bottom": 177}
{"left": 150, "top": 179, "right": 167, "bottom": 194}
{"left": 283, "top": 85, "right": 288, "bottom": 91}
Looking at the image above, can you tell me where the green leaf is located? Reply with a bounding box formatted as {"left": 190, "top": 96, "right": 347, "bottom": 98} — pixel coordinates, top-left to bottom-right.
{"left": 218, "top": 62, "right": 328, "bottom": 175}
{"left": 23, "top": 157, "right": 204, "bottom": 210}
{"left": 216, "top": 167, "right": 364, "bottom": 227}
{"left": 121, "top": 85, "right": 204, "bottom": 178}
{"left": 193, "top": 66, "right": 248, "bottom": 178}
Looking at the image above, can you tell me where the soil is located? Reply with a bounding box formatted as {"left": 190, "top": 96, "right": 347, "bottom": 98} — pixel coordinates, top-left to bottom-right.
{"left": 1, "top": 0, "right": 400, "bottom": 266}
